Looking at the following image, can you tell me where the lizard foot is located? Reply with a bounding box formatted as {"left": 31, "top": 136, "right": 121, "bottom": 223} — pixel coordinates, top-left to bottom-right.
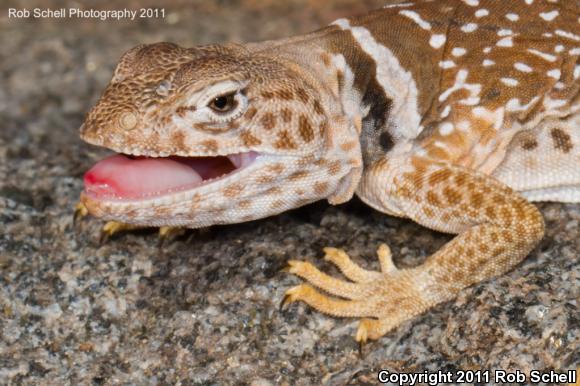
{"left": 73, "top": 202, "right": 89, "bottom": 225}
{"left": 282, "top": 244, "right": 430, "bottom": 342}
{"left": 158, "top": 226, "right": 186, "bottom": 247}
{"left": 99, "top": 221, "right": 143, "bottom": 244}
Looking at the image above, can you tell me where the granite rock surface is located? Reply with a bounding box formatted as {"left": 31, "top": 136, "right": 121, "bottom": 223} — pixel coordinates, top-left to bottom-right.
{"left": 0, "top": 0, "right": 578, "bottom": 384}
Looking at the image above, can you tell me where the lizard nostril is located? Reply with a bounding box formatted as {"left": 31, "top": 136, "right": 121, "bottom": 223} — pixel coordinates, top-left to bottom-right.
{"left": 119, "top": 112, "right": 137, "bottom": 130}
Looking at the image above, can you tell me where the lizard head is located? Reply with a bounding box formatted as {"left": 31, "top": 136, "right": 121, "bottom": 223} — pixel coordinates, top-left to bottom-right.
{"left": 80, "top": 42, "right": 362, "bottom": 227}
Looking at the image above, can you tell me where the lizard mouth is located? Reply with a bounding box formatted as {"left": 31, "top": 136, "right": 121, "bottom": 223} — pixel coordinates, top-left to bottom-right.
{"left": 83, "top": 152, "right": 258, "bottom": 201}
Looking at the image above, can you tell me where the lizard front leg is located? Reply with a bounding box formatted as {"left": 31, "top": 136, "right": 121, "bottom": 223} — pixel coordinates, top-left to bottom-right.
{"left": 284, "top": 156, "right": 545, "bottom": 342}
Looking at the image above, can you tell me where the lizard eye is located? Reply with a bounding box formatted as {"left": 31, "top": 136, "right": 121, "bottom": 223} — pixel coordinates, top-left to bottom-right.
{"left": 208, "top": 93, "right": 237, "bottom": 113}
{"left": 181, "top": 80, "right": 249, "bottom": 124}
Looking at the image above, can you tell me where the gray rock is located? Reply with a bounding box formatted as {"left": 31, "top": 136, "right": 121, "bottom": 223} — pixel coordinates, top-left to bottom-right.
{"left": 1, "top": 1, "right": 577, "bottom": 384}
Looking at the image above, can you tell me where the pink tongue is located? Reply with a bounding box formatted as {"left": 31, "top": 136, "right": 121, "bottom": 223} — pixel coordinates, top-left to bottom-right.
{"left": 84, "top": 154, "right": 203, "bottom": 200}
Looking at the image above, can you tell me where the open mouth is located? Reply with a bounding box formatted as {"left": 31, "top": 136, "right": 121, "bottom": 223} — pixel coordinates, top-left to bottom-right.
{"left": 83, "top": 151, "right": 258, "bottom": 201}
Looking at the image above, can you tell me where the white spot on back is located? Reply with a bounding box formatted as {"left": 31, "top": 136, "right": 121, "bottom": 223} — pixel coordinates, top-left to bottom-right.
{"left": 462, "top": 0, "right": 479, "bottom": 6}
{"left": 539, "top": 10, "right": 559, "bottom": 21}
{"left": 527, "top": 48, "right": 557, "bottom": 62}
{"left": 475, "top": 9, "right": 489, "bottom": 18}
{"left": 554, "top": 45, "right": 564, "bottom": 53}
{"left": 514, "top": 62, "right": 533, "bottom": 73}
{"left": 439, "top": 60, "right": 456, "bottom": 69}
{"left": 439, "top": 69, "right": 481, "bottom": 102}
{"left": 440, "top": 105, "right": 451, "bottom": 118}
{"left": 472, "top": 106, "right": 505, "bottom": 130}
{"left": 569, "top": 48, "right": 580, "bottom": 55}
{"left": 525, "top": 0, "right": 534, "bottom": 4}
{"left": 500, "top": 77, "right": 519, "bottom": 87}
{"left": 383, "top": 2, "right": 414, "bottom": 8}
{"left": 497, "top": 29, "right": 513, "bottom": 36}
{"left": 555, "top": 30, "right": 580, "bottom": 41}
{"left": 546, "top": 69, "right": 561, "bottom": 79}
{"left": 483, "top": 47, "right": 492, "bottom": 53}
{"left": 439, "top": 122, "right": 454, "bottom": 136}
{"left": 461, "top": 23, "right": 478, "bottom": 33}
{"left": 505, "top": 97, "right": 539, "bottom": 112}
{"left": 497, "top": 37, "right": 514, "bottom": 47}
{"left": 399, "top": 10, "right": 432, "bottom": 30}
{"left": 460, "top": 96, "right": 480, "bottom": 105}
{"left": 452, "top": 47, "right": 467, "bottom": 57}
{"left": 505, "top": 13, "right": 519, "bottom": 21}
{"left": 543, "top": 97, "right": 567, "bottom": 109}
{"left": 430, "top": 34, "right": 447, "bottom": 49}
{"left": 574, "top": 65, "right": 580, "bottom": 79}
{"left": 483, "top": 59, "right": 495, "bottom": 66}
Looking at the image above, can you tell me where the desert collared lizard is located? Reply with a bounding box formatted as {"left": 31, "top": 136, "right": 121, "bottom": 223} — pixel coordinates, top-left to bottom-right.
{"left": 77, "top": 0, "right": 579, "bottom": 343}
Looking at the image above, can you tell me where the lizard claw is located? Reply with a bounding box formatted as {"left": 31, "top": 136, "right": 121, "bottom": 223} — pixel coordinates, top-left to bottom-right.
{"left": 355, "top": 319, "right": 371, "bottom": 346}
{"left": 73, "top": 202, "right": 89, "bottom": 225}
{"left": 158, "top": 226, "right": 186, "bottom": 248}
{"left": 99, "top": 221, "right": 141, "bottom": 244}
{"left": 282, "top": 245, "right": 427, "bottom": 341}
{"left": 279, "top": 294, "right": 291, "bottom": 311}
{"left": 279, "top": 284, "right": 309, "bottom": 311}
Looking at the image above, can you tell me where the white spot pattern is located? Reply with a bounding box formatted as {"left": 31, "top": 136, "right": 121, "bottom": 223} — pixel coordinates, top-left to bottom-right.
{"left": 439, "top": 60, "right": 456, "bottom": 69}
{"left": 539, "top": 10, "right": 559, "bottom": 21}
{"left": 438, "top": 70, "right": 481, "bottom": 102}
{"left": 383, "top": 2, "right": 414, "bottom": 8}
{"left": 555, "top": 30, "right": 580, "bottom": 41}
{"left": 543, "top": 97, "right": 567, "bottom": 109}
{"left": 475, "top": 9, "right": 489, "bottom": 18}
{"left": 527, "top": 48, "right": 557, "bottom": 62}
{"left": 546, "top": 69, "right": 561, "bottom": 79}
{"left": 461, "top": 23, "right": 478, "bottom": 33}
{"left": 439, "top": 122, "right": 454, "bottom": 135}
{"left": 452, "top": 47, "right": 467, "bottom": 57}
{"left": 497, "top": 29, "right": 513, "bottom": 36}
{"left": 472, "top": 106, "right": 505, "bottom": 130}
{"left": 514, "top": 62, "right": 533, "bottom": 72}
{"left": 429, "top": 34, "right": 447, "bottom": 49}
{"left": 399, "top": 10, "right": 432, "bottom": 30}
{"left": 505, "top": 13, "right": 519, "bottom": 21}
{"left": 505, "top": 97, "right": 539, "bottom": 112}
{"left": 500, "top": 77, "right": 519, "bottom": 87}
{"left": 497, "top": 37, "right": 513, "bottom": 47}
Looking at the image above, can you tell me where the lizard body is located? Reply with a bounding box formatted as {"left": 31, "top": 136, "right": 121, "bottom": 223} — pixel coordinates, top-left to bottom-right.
{"left": 79, "top": 0, "right": 579, "bottom": 342}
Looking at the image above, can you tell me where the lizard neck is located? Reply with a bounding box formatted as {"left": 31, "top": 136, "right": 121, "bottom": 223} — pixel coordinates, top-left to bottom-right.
{"left": 248, "top": 15, "right": 430, "bottom": 168}
{"left": 246, "top": 31, "right": 369, "bottom": 204}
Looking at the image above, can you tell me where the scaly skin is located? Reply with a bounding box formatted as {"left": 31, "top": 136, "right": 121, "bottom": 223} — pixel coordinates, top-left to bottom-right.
{"left": 79, "top": 0, "right": 579, "bottom": 342}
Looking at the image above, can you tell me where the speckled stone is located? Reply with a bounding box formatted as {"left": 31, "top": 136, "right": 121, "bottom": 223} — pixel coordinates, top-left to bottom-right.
{"left": 0, "top": 1, "right": 578, "bottom": 385}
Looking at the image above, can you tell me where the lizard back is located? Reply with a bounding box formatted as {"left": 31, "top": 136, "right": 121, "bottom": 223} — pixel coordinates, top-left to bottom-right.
{"left": 315, "top": 0, "right": 579, "bottom": 201}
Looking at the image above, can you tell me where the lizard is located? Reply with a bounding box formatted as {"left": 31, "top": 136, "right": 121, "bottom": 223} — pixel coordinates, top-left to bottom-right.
{"left": 76, "top": 0, "right": 579, "bottom": 343}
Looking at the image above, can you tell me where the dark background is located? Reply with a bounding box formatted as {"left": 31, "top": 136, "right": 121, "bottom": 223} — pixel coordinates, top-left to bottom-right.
{"left": 0, "top": 1, "right": 578, "bottom": 384}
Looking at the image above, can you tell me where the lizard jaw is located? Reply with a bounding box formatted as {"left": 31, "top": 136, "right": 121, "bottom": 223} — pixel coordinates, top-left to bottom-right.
{"left": 83, "top": 151, "right": 259, "bottom": 202}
